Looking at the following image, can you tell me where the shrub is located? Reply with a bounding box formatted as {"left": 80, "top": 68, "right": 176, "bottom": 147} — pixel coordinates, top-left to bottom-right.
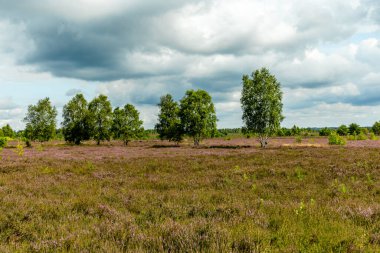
{"left": 369, "top": 133, "right": 379, "bottom": 141}
{"left": 328, "top": 132, "right": 346, "bottom": 145}
{"left": 356, "top": 133, "right": 368, "bottom": 140}
{"left": 295, "top": 136, "right": 302, "bottom": 143}
{"left": 336, "top": 125, "right": 348, "bottom": 136}
{"left": 15, "top": 142, "right": 24, "bottom": 156}
{"left": 0, "top": 137, "right": 7, "bottom": 148}
{"left": 319, "top": 127, "right": 332, "bottom": 136}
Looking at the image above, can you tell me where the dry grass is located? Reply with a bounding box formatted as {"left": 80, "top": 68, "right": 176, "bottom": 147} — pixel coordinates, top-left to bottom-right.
{"left": 0, "top": 138, "right": 379, "bottom": 252}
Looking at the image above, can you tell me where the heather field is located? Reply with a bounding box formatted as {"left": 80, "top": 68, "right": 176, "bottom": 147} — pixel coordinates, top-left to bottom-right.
{"left": 0, "top": 138, "right": 380, "bottom": 252}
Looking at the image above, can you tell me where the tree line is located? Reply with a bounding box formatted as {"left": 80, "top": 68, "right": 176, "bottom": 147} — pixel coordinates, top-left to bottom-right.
{"left": 22, "top": 94, "right": 144, "bottom": 145}
{"left": 19, "top": 89, "right": 217, "bottom": 146}
{"left": 1, "top": 68, "right": 380, "bottom": 148}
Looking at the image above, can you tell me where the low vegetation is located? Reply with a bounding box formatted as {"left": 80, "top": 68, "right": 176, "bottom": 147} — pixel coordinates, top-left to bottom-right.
{"left": 0, "top": 141, "right": 379, "bottom": 251}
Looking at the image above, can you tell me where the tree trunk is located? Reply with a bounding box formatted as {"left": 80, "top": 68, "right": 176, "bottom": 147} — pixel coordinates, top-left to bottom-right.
{"left": 193, "top": 138, "right": 200, "bottom": 146}
{"left": 124, "top": 140, "right": 129, "bottom": 146}
{"left": 97, "top": 140, "right": 100, "bottom": 145}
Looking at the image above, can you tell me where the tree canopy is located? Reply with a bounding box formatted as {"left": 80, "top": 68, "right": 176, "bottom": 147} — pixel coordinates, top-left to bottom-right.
{"left": 2, "top": 124, "right": 15, "bottom": 138}
{"left": 241, "top": 68, "right": 284, "bottom": 148}
{"left": 348, "top": 123, "right": 361, "bottom": 135}
{"left": 372, "top": 121, "right": 380, "bottom": 135}
{"left": 62, "top": 94, "right": 92, "bottom": 145}
{"left": 24, "top": 98, "right": 57, "bottom": 142}
{"left": 88, "top": 95, "right": 113, "bottom": 145}
{"left": 112, "top": 104, "right": 144, "bottom": 145}
{"left": 179, "top": 89, "right": 217, "bottom": 146}
{"left": 155, "top": 94, "right": 183, "bottom": 144}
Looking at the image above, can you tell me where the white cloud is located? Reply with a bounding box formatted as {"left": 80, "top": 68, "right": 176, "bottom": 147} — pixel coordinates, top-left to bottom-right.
{"left": 0, "top": 0, "right": 380, "bottom": 128}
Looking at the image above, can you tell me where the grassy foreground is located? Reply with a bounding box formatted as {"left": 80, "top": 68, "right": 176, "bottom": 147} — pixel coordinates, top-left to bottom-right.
{"left": 0, "top": 145, "right": 380, "bottom": 252}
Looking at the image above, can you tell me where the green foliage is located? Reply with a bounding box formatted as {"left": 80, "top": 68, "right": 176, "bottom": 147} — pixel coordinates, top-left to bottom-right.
{"left": 337, "top": 125, "right": 348, "bottom": 136}
{"left": 349, "top": 123, "right": 361, "bottom": 135}
{"left": 15, "top": 142, "right": 24, "bottom": 156}
{"left": 88, "top": 95, "right": 113, "bottom": 145}
{"left": 328, "top": 132, "right": 346, "bottom": 145}
{"left": 179, "top": 89, "right": 217, "bottom": 146}
{"left": 372, "top": 121, "right": 380, "bottom": 135}
{"left": 319, "top": 127, "right": 332, "bottom": 136}
{"left": 2, "top": 124, "right": 15, "bottom": 138}
{"left": 291, "top": 125, "right": 301, "bottom": 136}
{"left": 369, "top": 132, "right": 379, "bottom": 140}
{"left": 0, "top": 137, "right": 7, "bottom": 148}
{"left": 356, "top": 133, "right": 368, "bottom": 140}
{"left": 241, "top": 68, "right": 283, "bottom": 147}
{"left": 295, "top": 136, "right": 302, "bottom": 143}
{"left": 155, "top": 94, "right": 183, "bottom": 143}
{"left": 112, "top": 104, "right": 144, "bottom": 145}
{"left": 23, "top": 98, "right": 57, "bottom": 142}
{"left": 62, "top": 94, "right": 92, "bottom": 145}
{"left": 277, "top": 127, "right": 319, "bottom": 137}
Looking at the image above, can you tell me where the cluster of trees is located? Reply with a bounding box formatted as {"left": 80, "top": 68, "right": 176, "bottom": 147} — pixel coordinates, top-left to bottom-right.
{"left": 23, "top": 89, "right": 219, "bottom": 146}
{"left": 20, "top": 68, "right": 281, "bottom": 148}
{"left": 277, "top": 126, "right": 319, "bottom": 137}
{"left": 23, "top": 94, "right": 144, "bottom": 145}
{"left": 155, "top": 89, "right": 217, "bottom": 146}
{"left": 0, "top": 124, "right": 15, "bottom": 138}
{"left": 8, "top": 67, "right": 380, "bottom": 148}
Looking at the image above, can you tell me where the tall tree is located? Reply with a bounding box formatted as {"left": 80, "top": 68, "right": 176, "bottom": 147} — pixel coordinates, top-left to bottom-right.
{"left": 24, "top": 98, "right": 57, "bottom": 142}
{"left": 62, "top": 94, "right": 92, "bottom": 145}
{"left": 111, "top": 104, "right": 144, "bottom": 145}
{"left": 88, "top": 95, "right": 113, "bottom": 145}
{"left": 155, "top": 94, "right": 183, "bottom": 144}
{"left": 241, "top": 68, "right": 284, "bottom": 148}
{"left": 179, "top": 89, "right": 217, "bottom": 146}
{"left": 373, "top": 121, "right": 380, "bottom": 135}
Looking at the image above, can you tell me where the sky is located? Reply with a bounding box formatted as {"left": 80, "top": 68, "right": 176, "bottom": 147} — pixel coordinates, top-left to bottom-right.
{"left": 0, "top": 0, "right": 380, "bottom": 130}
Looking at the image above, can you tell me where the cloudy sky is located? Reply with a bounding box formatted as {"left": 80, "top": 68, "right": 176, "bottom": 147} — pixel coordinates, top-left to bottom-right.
{"left": 0, "top": 0, "right": 379, "bottom": 129}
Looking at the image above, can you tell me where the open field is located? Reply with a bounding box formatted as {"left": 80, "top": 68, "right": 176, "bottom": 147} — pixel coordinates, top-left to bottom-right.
{"left": 0, "top": 138, "right": 380, "bottom": 252}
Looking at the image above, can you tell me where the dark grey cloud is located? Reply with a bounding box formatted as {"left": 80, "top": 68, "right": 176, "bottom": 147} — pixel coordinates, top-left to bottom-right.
{"left": 0, "top": 0, "right": 376, "bottom": 83}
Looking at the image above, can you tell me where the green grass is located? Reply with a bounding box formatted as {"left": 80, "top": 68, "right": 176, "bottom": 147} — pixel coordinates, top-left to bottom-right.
{"left": 0, "top": 146, "right": 379, "bottom": 252}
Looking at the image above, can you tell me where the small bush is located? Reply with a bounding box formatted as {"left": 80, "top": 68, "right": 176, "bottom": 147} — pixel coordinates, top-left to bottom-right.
{"left": 328, "top": 133, "right": 346, "bottom": 145}
{"left": 295, "top": 136, "right": 302, "bottom": 143}
{"left": 356, "top": 133, "right": 368, "bottom": 140}
{"left": 369, "top": 133, "right": 379, "bottom": 141}
{"left": 15, "top": 142, "right": 24, "bottom": 156}
{"left": 0, "top": 137, "right": 7, "bottom": 148}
